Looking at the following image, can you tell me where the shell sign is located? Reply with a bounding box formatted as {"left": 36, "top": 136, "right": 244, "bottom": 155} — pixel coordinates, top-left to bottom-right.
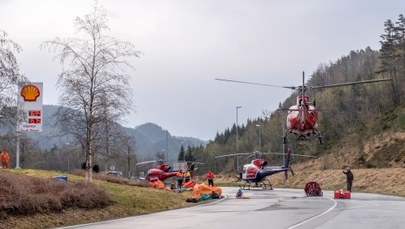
{"left": 18, "top": 82, "right": 43, "bottom": 132}
{"left": 20, "top": 84, "right": 41, "bottom": 102}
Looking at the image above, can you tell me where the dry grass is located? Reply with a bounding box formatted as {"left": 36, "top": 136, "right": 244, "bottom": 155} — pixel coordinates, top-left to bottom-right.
{"left": 213, "top": 131, "right": 405, "bottom": 197}
{"left": 269, "top": 167, "right": 405, "bottom": 196}
{"left": 212, "top": 167, "right": 405, "bottom": 197}
{"left": 0, "top": 169, "right": 193, "bottom": 229}
{"left": 71, "top": 169, "right": 148, "bottom": 187}
{"left": 0, "top": 171, "right": 112, "bottom": 217}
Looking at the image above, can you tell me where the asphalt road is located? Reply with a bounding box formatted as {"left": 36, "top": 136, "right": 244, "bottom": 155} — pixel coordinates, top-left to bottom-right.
{"left": 58, "top": 187, "right": 405, "bottom": 229}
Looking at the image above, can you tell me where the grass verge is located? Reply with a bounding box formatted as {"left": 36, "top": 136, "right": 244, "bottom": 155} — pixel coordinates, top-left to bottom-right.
{"left": 1, "top": 169, "right": 193, "bottom": 229}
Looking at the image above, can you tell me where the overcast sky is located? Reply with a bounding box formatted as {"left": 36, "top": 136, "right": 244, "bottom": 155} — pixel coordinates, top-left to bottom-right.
{"left": 1, "top": 0, "right": 404, "bottom": 141}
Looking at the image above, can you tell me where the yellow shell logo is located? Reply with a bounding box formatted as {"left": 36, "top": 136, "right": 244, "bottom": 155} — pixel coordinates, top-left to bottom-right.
{"left": 21, "top": 85, "right": 40, "bottom": 102}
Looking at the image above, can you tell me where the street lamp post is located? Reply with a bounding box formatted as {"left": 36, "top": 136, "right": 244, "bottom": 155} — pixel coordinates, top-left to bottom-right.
{"left": 256, "top": 124, "right": 261, "bottom": 150}
{"left": 181, "top": 141, "right": 185, "bottom": 162}
{"left": 165, "top": 130, "right": 169, "bottom": 163}
{"left": 236, "top": 106, "right": 242, "bottom": 171}
{"left": 282, "top": 124, "right": 285, "bottom": 166}
{"left": 161, "top": 130, "right": 169, "bottom": 163}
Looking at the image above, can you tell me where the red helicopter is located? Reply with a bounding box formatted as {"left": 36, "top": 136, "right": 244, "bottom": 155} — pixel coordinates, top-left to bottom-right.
{"left": 136, "top": 160, "right": 195, "bottom": 182}
{"left": 216, "top": 72, "right": 391, "bottom": 144}
{"left": 216, "top": 149, "right": 315, "bottom": 190}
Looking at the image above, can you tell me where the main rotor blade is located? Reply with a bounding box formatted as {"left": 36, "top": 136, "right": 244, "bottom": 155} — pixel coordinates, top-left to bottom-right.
{"left": 215, "top": 152, "right": 252, "bottom": 158}
{"left": 310, "top": 78, "right": 392, "bottom": 90}
{"left": 215, "top": 78, "right": 296, "bottom": 90}
{"left": 290, "top": 153, "right": 317, "bottom": 158}
{"left": 216, "top": 152, "right": 317, "bottom": 159}
{"left": 261, "top": 152, "right": 317, "bottom": 158}
{"left": 185, "top": 161, "right": 205, "bottom": 165}
{"left": 135, "top": 160, "right": 157, "bottom": 165}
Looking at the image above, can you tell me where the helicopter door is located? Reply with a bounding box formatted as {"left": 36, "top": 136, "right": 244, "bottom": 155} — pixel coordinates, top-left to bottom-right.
{"left": 242, "top": 166, "right": 248, "bottom": 180}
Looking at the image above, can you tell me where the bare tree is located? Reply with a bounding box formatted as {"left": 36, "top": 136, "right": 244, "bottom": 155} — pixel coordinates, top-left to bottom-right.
{"left": 41, "top": 2, "right": 141, "bottom": 182}
{"left": 0, "top": 30, "right": 26, "bottom": 124}
{"left": 94, "top": 128, "right": 137, "bottom": 178}
{"left": 96, "top": 94, "right": 129, "bottom": 168}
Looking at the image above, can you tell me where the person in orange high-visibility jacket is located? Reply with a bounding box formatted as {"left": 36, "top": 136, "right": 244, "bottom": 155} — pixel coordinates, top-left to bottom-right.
{"left": 1, "top": 150, "right": 10, "bottom": 169}
{"left": 176, "top": 170, "right": 184, "bottom": 189}
{"left": 206, "top": 171, "right": 215, "bottom": 186}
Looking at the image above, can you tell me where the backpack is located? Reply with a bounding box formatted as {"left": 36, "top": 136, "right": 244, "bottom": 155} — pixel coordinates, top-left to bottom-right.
{"left": 210, "top": 192, "right": 220, "bottom": 199}
{"left": 186, "top": 198, "right": 197, "bottom": 203}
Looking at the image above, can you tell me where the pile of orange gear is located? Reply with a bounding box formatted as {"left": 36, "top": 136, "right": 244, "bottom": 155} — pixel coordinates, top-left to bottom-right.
{"left": 191, "top": 183, "right": 222, "bottom": 199}
{"left": 182, "top": 180, "right": 195, "bottom": 189}
{"left": 148, "top": 179, "right": 166, "bottom": 189}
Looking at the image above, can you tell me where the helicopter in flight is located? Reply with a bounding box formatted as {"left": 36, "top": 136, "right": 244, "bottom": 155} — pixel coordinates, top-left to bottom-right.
{"left": 216, "top": 149, "right": 315, "bottom": 190}
{"left": 216, "top": 72, "right": 391, "bottom": 144}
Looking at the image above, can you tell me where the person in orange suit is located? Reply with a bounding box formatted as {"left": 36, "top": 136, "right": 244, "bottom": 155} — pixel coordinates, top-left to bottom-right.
{"left": 1, "top": 150, "right": 10, "bottom": 169}
{"left": 206, "top": 170, "right": 215, "bottom": 186}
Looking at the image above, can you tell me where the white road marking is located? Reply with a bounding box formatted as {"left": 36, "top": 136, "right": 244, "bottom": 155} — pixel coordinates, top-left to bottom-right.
{"left": 287, "top": 197, "right": 337, "bottom": 229}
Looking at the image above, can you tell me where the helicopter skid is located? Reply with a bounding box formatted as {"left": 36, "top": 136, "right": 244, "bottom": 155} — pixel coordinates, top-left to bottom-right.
{"left": 283, "top": 129, "right": 323, "bottom": 144}
{"left": 297, "top": 135, "right": 307, "bottom": 141}
{"left": 240, "top": 179, "right": 273, "bottom": 190}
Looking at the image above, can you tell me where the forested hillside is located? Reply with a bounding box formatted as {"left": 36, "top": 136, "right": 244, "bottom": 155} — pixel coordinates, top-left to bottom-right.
{"left": 2, "top": 13, "right": 405, "bottom": 178}
{"left": 187, "top": 14, "right": 405, "bottom": 175}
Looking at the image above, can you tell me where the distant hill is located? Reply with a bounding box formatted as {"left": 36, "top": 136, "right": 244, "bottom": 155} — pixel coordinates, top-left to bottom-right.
{"left": 124, "top": 122, "right": 206, "bottom": 161}
{"left": 18, "top": 105, "right": 207, "bottom": 162}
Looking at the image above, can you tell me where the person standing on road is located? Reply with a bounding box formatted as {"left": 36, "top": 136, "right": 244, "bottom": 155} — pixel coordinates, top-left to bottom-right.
{"left": 343, "top": 168, "right": 354, "bottom": 192}
{"left": 206, "top": 170, "right": 215, "bottom": 187}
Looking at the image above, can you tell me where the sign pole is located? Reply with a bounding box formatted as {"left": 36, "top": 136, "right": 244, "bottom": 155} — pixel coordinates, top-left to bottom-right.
{"left": 15, "top": 133, "right": 21, "bottom": 169}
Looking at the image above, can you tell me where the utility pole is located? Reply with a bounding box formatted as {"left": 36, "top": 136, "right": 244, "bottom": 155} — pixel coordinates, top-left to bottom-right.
{"left": 127, "top": 145, "right": 131, "bottom": 178}
{"left": 166, "top": 130, "right": 169, "bottom": 163}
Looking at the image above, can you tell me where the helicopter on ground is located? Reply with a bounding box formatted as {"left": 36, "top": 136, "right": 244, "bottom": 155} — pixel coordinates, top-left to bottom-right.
{"left": 216, "top": 72, "right": 391, "bottom": 144}
{"left": 136, "top": 160, "right": 196, "bottom": 182}
{"left": 216, "top": 149, "right": 315, "bottom": 190}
